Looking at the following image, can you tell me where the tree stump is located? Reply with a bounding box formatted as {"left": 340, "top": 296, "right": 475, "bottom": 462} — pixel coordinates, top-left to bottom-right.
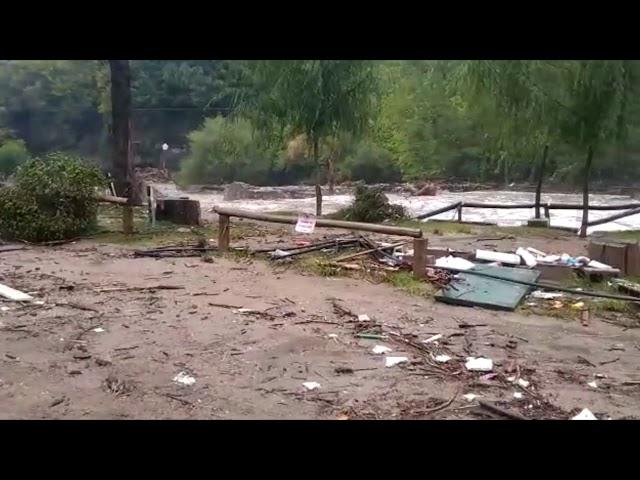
{"left": 155, "top": 198, "right": 201, "bottom": 226}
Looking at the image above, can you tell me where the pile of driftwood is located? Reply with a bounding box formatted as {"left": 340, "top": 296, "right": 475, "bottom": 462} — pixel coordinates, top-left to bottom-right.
{"left": 132, "top": 235, "right": 415, "bottom": 273}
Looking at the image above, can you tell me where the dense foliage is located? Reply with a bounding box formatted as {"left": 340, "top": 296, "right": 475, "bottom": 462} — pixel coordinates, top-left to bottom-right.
{"left": 0, "top": 139, "right": 30, "bottom": 177}
{"left": 2, "top": 60, "right": 640, "bottom": 187}
{"left": 0, "top": 153, "right": 105, "bottom": 242}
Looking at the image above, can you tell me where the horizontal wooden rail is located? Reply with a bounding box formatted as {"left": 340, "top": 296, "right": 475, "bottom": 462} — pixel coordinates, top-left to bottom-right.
{"left": 214, "top": 207, "right": 423, "bottom": 238}
{"left": 587, "top": 206, "right": 640, "bottom": 227}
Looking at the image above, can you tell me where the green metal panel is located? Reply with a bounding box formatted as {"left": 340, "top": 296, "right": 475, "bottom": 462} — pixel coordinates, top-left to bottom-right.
{"left": 435, "top": 264, "right": 540, "bottom": 311}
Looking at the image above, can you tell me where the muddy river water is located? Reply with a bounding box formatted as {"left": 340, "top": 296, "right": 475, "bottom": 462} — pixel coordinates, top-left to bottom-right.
{"left": 154, "top": 183, "right": 640, "bottom": 234}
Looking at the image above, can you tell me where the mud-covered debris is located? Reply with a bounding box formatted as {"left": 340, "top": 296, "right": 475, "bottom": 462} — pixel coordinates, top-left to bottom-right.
{"left": 463, "top": 393, "right": 478, "bottom": 402}
{"left": 104, "top": 375, "right": 134, "bottom": 396}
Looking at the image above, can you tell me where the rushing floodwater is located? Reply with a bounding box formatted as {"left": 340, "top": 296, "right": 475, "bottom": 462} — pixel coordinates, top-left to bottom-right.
{"left": 154, "top": 183, "right": 640, "bottom": 234}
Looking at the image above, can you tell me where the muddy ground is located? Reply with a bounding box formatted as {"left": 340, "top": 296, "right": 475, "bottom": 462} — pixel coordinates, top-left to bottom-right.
{"left": 1, "top": 222, "right": 640, "bottom": 420}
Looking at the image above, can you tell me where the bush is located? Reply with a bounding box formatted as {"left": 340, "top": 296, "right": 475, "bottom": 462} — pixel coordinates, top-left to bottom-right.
{"left": 179, "top": 116, "right": 276, "bottom": 185}
{"left": 0, "top": 152, "right": 105, "bottom": 242}
{"left": 336, "top": 185, "right": 406, "bottom": 223}
{"left": 339, "top": 142, "right": 403, "bottom": 184}
{"left": 0, "top": 139, "right": 30, "bottom": 177}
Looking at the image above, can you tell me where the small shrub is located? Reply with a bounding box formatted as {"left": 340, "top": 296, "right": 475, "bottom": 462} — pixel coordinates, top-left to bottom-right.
{"left": 0, "top": 139, "right": 30, "bottom": 177}
{"left": 0, "top": 152, "right": 105, "bottom": 242}
{"left": 336, "top": 185, "right": 406, "bottom": 223}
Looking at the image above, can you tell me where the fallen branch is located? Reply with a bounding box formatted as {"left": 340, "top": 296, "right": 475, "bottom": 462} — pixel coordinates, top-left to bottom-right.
{"left": 478, "top": 400, "right": 528, "bottom": 420}
{"left": 333, "top": 241, "right": 409, "bottom": 263}
{"left": 95, "top": 285, "right": 184, "bottom": 293}
{"left": 208, "top": 302, "right": 244, "bottom": 309}
{"left": 422, "top": 389, "right": 460, "bottom": 415}
{"left": 57, "top": 302, "right": 99, "bottom": 313}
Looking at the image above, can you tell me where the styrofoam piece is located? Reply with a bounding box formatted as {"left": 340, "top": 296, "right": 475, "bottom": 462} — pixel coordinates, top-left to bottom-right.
{"left": 173, "top": 372, "right": 196, "bottom": 386}
{"left": 357, "top": 314, "right": 371, "bottom": 322}
{"left": 385, "top": 356, "right": 409, "bottom": 368}
{"left": 434, "top": 354, "right": 451, "bottom": 363}
{"left": 540, "top": 255, "right": 560, "bottom": 263}
{"left": 517, "top": 378, "right": 530, "bottom": 388}
{"left": 513, "top": 392, "right": 524, "bottom": 399}
{"left": 302, "top": 381, "right": 321, "bottom": 391}
{"left": 465, "top": 357, "right": 493, "bottom": 372}
{"left": 475, "top": 249, "right": 521, "bottom": 265}
{"left": 516, "top": 247, "right": 537, "bottom": 267}
{"left": 435, "top": 256, "right": 475, "bottom": 271}
{"left": 462, "top": 393, "right": 477, "bottom": 402}
{"left": 372, "top": 345, "right": 392, "bottom": 355}
{"left": 588, "top": 260, "right": 615, "bottom": 270}
{"left": 526, "top": 247, "right": 547, "bottom": 257}
{"left": 531, "top": 290, "right": 563, "bottom": 299}
{"left": 587, "top": 381, "right": 598, "bottom": 389}
{"left": 572, "top": 408, "right": 597, "bottom": 420}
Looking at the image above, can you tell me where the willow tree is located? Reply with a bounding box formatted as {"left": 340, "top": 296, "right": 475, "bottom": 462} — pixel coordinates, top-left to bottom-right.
{"left": 243, "top": 60, "right": 378, "bottom": 215}
{"left": 456, "top": 60, "right": 638, "bottom": 236}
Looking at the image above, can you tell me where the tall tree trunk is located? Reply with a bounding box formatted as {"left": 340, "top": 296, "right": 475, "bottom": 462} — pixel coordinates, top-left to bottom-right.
{"left": 314, "top": 137, "right": 322, "bottom": 216}
{"left": 579, "top": 145, "right": 594, "bottom": 238}
{"left": 535, "top": 145, "right": 549, "bottom": 219}
{"left": 109, "top": 60, "right": 134, "bottom": 233}
{"left": 327, "top": 152, "right": 335, "bottom": 195}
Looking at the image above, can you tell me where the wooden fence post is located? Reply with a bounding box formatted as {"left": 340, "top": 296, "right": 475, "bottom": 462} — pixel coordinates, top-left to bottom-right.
{"left": 218, "top": 214, "right": 230, "bottom": 252}
{"left": 457, "top": 204, "right": 463, "bottom": 222}
{"left": 413, "top": 237, "right": 428, "bottom": 279}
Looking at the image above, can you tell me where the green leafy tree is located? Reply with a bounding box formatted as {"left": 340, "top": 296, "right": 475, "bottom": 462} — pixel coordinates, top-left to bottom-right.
{"left": 0, "top": 139, "right": 30, "bottom": 177}
{"left": 242, "top": 60, "right": 378, "bottom": 215}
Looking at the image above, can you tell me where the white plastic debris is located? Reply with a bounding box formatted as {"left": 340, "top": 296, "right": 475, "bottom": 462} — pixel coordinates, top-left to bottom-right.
{"left": 92, "top": 327, "right": 105, "bottom": 333}
{"left": 513, "top": 392, "right": 524, "bottom": 400}
{"left": 531, "top": 290, "right": 563, "bottom": 299}
{"left": 435, "top": 256, "right": 475, "bottom": 271}
{"left": 173, "top": 372, "right": 196, "bottom": 386}
{"left": 572, "top": 408, "right": 597, "bottom": 420}
{"left": 302, "top": 381, "right": 321, "bottom": 391}
{"left": 385, "top": 356, "right": 409, "bottom": 368}
{"left": 517, "top": 378, "right": 530, "bottom": 388}
{"left": 271, "top": 249, "right": 291, "bottom": 258}
{"left": 462, "top": 393, "right": 477, "bottom": 402}
{"left": 422, "top": 334, "right": 443, "bottom": 344}
{"left": 372, "top": 345, "right": 392, "bottom": 355}
{"left": 234, "top": 308, "right": 257, "bottom": 314}
{"left": 465, "top": 357, "right": 493, "bottom": 372}
{"left": 327, "top": 334, "right": 338, "bottom": 339}
{"left": 357, "top": 314, "right": 371, "bottom": 322}
{"left": 540, "top": 255, "right": 560, "bottom": 263}
{"left": 507, "top": 376, "right": 516, "bottom": 382}
{"left": 0, "top": 306, "right": 10, "bottom": 312}
{"left": 587, "top": 381, "right": 598, "bottom": 389}
{"left": 34, "top": 300, "right": 45, "bottom": 305}
{"left": 516, "top": 247, "right": 537, "bottom": 267}
{"left": 0, "top": 283, "right": 33, "bottom": 302}
{"left": 475, "top": 249, "right": 521, "bottom": 265}
{"left": 434, "top": 354, "right": 452, "bottom": 363}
